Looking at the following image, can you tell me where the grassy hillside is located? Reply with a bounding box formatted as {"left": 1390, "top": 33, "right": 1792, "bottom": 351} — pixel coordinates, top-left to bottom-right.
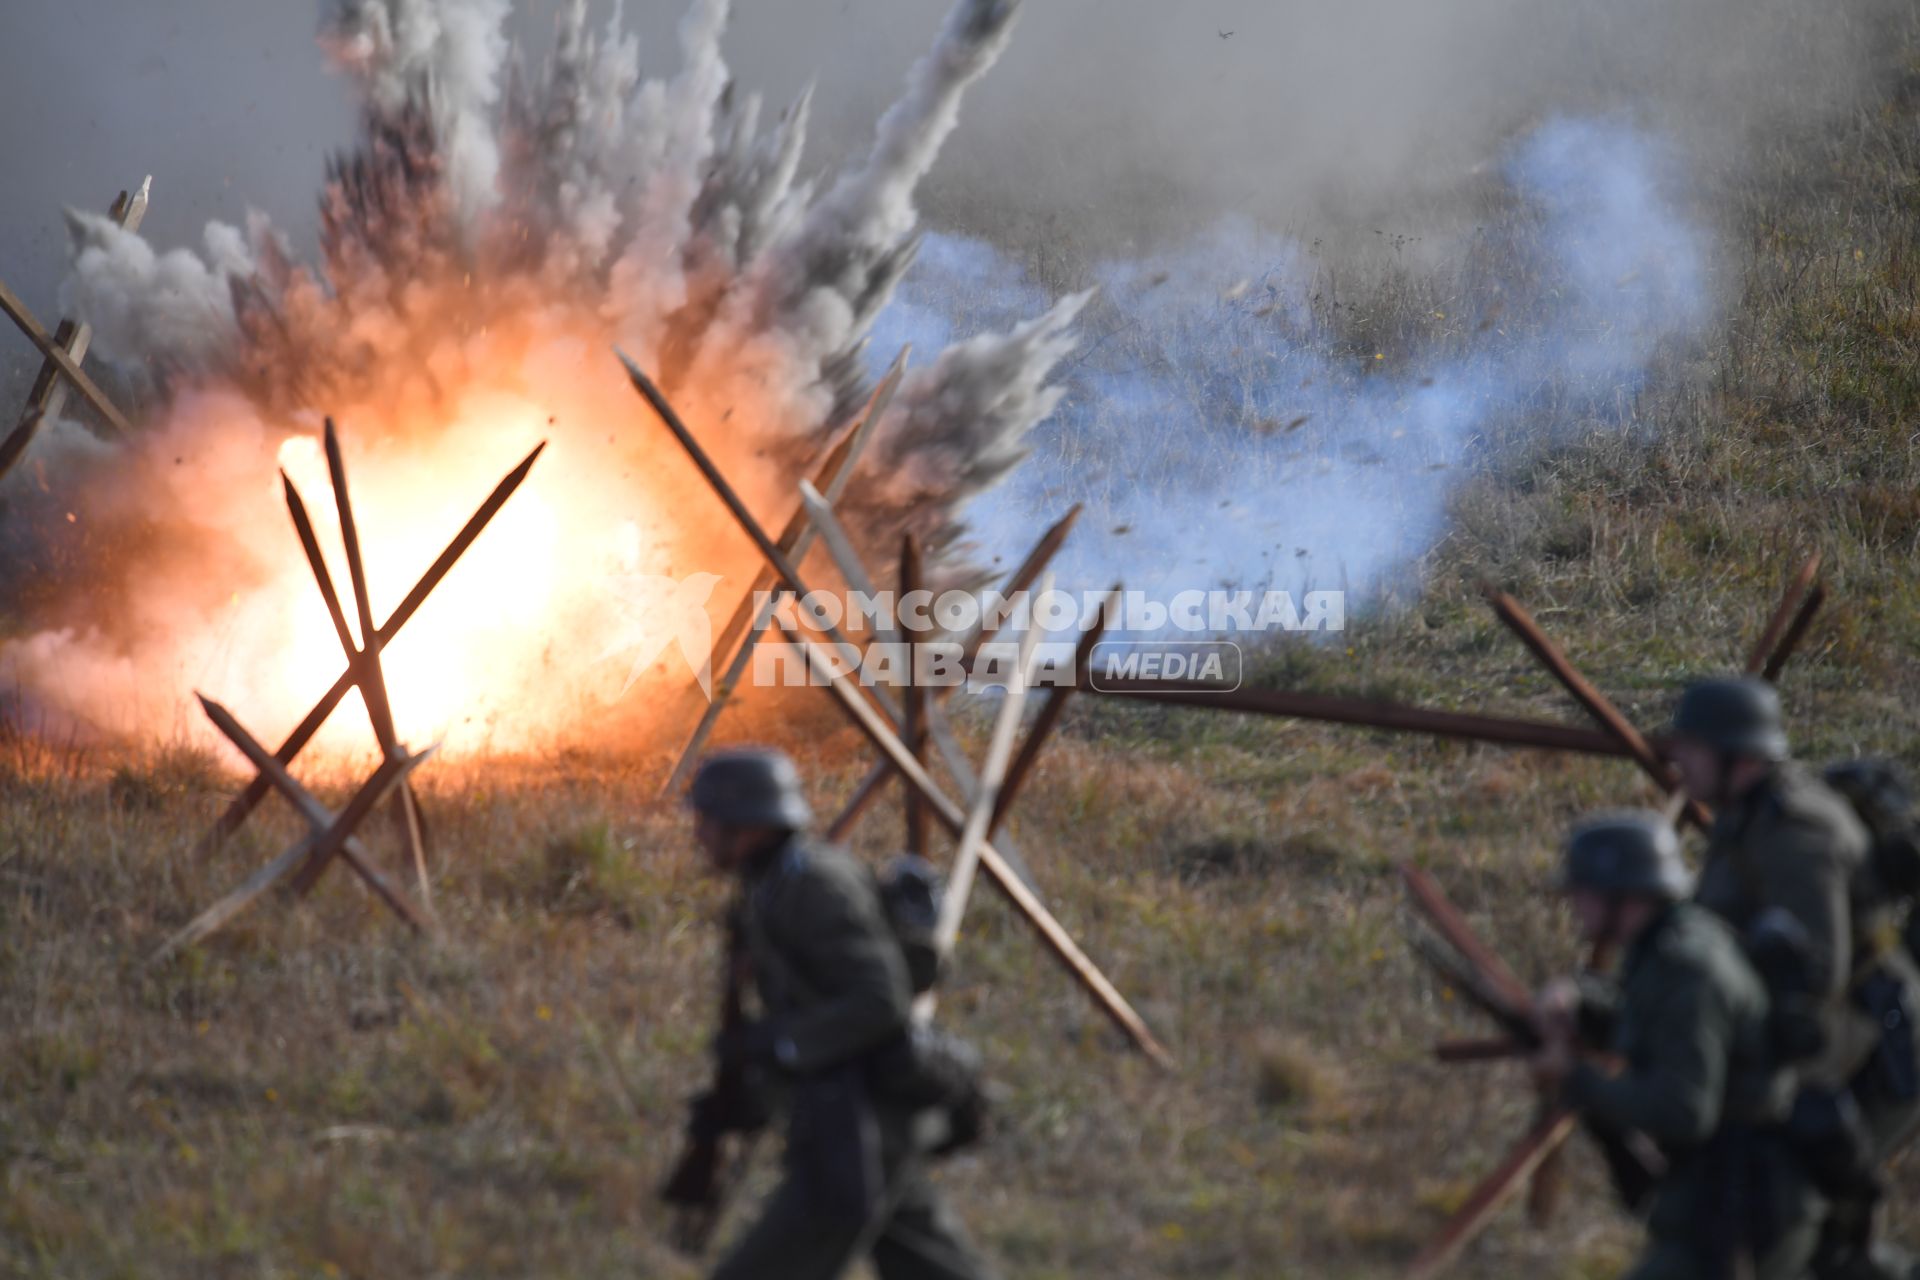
{"left": 7, "top": 51, "right": 1920, "bottom": 1280}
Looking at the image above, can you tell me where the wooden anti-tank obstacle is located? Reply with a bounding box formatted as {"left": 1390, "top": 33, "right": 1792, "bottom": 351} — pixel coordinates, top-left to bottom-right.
{"left": 153, "top": 419, "right": 545, "bottom": 961}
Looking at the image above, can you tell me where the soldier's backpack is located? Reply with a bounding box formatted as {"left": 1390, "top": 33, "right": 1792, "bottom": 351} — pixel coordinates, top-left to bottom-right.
{"left": 875, "top": 854, "right": 946, "bottom": 995}
{"left": 1822, "top": 759, "right": 1920, "bottom": 906}
{"left": 870, "top": 854, "right": 990, "bottom": 1156}
{"left": 1820, "top": 760, "right": 1920, "bottom": 1106}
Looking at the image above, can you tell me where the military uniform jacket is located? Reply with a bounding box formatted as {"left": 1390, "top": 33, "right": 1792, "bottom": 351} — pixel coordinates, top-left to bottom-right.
{"left": 1566, "top": 902, "right": 1782, "bottom": 1147}
{"left": 1564, "top": 903, "right": 1809, "bottom": 1245}
{"left": 1694, "top": 762, "right": 1875, "bottom": 1086}
{"left": 739, "top": 837, "right": 912, "bottom": 1077}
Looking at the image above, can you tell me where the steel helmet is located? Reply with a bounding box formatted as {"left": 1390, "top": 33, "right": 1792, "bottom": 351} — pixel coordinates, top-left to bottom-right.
{"left": 1670, "top": 677, "right": 1789, "bottom": 761}
{"left": 689, "top": 748, "right": 814, "bottom": 830}
{"left": 1562, "top": 810, "right": 1691, "bottom": 901}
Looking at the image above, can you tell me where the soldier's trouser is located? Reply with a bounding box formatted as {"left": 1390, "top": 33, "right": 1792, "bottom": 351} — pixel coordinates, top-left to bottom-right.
{"left": 711, "top": 1103, "right": 997, "bottom": 1280}
{"left": 710, "top": 1162, "right": 994, "bottom": 1280}
{"left": 1811, "top": 995, "right": 1920, "bottom": 1280}
{"left": 1628, "top": 1220, "right": 1820, "bottom": 1280}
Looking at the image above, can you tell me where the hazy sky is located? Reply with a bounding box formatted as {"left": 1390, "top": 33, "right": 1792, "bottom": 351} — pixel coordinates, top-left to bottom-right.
{"left": 1, "top": 0, "right": 1911, "bottom": 337}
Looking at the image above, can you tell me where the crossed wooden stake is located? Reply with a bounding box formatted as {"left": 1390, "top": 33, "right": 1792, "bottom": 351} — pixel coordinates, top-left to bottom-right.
{"left": 620, "top": 350, "right": 1173, "bottom": 1069}
{"left": 0, "top": 177, "right": 150, "bottom": 485}
{"left": 152, "top": 420, "right": 546, "bottom": 962}
{"left": 1400, "top": 554, "right": 1827, "bottom": 1279}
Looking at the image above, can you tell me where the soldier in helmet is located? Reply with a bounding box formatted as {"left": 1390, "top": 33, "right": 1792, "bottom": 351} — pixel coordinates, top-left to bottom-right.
{"left": 1667, "top": 677, "right": 1873, "bottom": 1085}
{"left": 1666, "top": 678, "right": 1920, "bottom": 1279}
{"left": 679, "top": 747, "right": 998, "bottom": 1280}
{"left": 1531, "top": 811, "right": 1820, "bottom": 1280}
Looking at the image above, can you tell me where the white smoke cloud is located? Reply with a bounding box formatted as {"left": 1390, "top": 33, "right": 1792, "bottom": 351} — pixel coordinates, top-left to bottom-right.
{"left": 898, "top": 117, "right": 1714, "bottom": 600}
{"left": 61, "top": 211, "right": 252, "bottom": 380}
{"left": 711, "top": 0, "right": 1024, "bottom": 404}
{"left": 3, "top": 0, "right": 1078, "bottom": 750}
{"left": 321, "top": 0, "right": 513, "bottom": 228}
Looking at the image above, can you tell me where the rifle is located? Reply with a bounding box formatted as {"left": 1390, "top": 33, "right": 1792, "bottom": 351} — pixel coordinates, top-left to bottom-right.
{"left": 661, "top": 905, "right": 761, "bottom": 1255}
{"left": 1403, "top": 866, "right": 1664, "bottom": 1279}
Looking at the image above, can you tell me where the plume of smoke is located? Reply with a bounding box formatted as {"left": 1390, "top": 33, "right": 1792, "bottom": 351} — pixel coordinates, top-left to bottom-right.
{"left": 853, "top": 287, "right": 1090, "bottom": 559}
{"left": 604, "top": 0, "right": 732, "bottom": 358}
{"left": 500, "top": 0, "right": 641, "bottom": 272}
{"left": 5, "top": 0, "right": 1078, "bottom": 749}
{"left": 54, "top": 0, "right": 1062, "bottom": 541}
{"left": 708, "top": 0, "right": 1024, "bottom": 419}
{"left": 321, "top": 0, "right": 512, "bottom": 228}
{"left": 913, "top": 117, "right": 1712, "bottom": 600}
{"left": 61, "top": 211, "right": 255, "bottom": 386}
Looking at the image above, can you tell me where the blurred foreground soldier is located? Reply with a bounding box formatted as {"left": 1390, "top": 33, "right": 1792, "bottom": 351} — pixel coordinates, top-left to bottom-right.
{"left": 662, "top": 747, "right": 998, "bottom": 1280}
{"left": 1531, "top": 812, "right": 1820, "bottom": 1280}
{"left": 1669, "top": 680, "right": 1920, "bottom": 1278}
{"left": 1667, "top": 677, "right": 1870, "bottom": 1083}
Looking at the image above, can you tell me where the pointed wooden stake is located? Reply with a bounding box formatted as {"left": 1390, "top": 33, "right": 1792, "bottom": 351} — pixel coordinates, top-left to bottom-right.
{"left": 777, "top": 619, "right": 1173, "bottom": 1069}
{"left": 0, "top": 276, "right": 133, "bottom": 437}
{"left": 660, "top": 349, "right": 908, "bottom": 797}
{"left": 901, "top": 533, "right": 930, "bottom": 857}
{"left": 1, "top": 178, "right": 150, "bottom": 483}
{"left": 197, "top": 440, "right": 545, "bottom": 856}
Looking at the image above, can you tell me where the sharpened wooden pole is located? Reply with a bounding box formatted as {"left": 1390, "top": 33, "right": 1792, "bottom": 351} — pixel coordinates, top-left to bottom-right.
{"left": 152, "top": 745, "right": 435, "bottom": 963}
{"left": 661, "top": 350, "right": 908, "bottom": 798}
{"left": 946, "top": 505, "right": 1083, "bottom": 684}
{"left": 1762, "top": 583, "right": 1826, "bottom": 683}
{"left": 321, "top": 419, "right": 432, "bottom": 906}
{"left": 707, "top": 350, "right": 906, "bottom": 673}
{"left": 282, "top": 472, "right": 359, "bottom": 654}
{"left": 282, "top": 459, "right": 433, "bottom": 908}
{"left": 1405, "top": 1110, "right": 1579, "bottom": 1280}
{"left": 828, "top": 504, "right": 1081, "bottom": 841}
{"left": 0, "top": 276, "right": 133, "bottom": 437}
{"left": 786, "top": 475, "right": 1041, "bottom": 885}
{"left": 901, "top": 534, "right": 929, "bottom": 857}
{"left": 288, "top": 743, "right": 441, "bottom": 896}
{"left": 1401, "top": 865, "right": 1532, "bottom": 1012}
{"left": 1746, "top": 553, "right": 1821, "bottom": 675}
{"left": 826, "top": 763, "right": 897, "bottom": 841}
{"left": 777, "top": 620, "right": 1173, "bottom": 1069}
{"left": 991, "top": 586, "right": 1119, "bottom": 834}
{"left": 1484, "top": 589, "right": 1712, "bottom": 830}
{"left": 1, "top": 178, "right": 150, "bottom": 483}
{"left": 197, "top": 441, "right": 545, "bottom": 855}
{"left": 1433, "top": 1037, "right": 1530, "bottom": 1064}
{"left": 198, "top": 696, "right": 431, "bottom": 933}
{"left": 1084, "top": 676, "right": 1634, "bottom": 756}
{"left": 912, "top": 579, "right": 1046, "bottom": 1023}
{"left": 930, "top": 573, "right": 1050, "bottom": 960}
{"left": 619, "top": 350, "right": 900, "bottom": 728}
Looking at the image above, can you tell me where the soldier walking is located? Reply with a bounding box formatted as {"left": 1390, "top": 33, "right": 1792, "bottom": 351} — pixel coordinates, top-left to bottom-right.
{"left": 1531, "top": 812, "right": 1822, "bottom": 1280}
{"left": 666, "top": 748, "right": 999, "bottom": 1280}
{"left": 1666, "top": 678, "right": 1872, "bottom": 1087}
{"left": 1667, "top": 679, "right": 1920, "bottom": 1278}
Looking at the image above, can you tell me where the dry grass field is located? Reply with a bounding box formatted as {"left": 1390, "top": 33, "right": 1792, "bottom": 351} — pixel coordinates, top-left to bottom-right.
{"left": 8, "top": 41, "right": 1920, "bottom": 1280}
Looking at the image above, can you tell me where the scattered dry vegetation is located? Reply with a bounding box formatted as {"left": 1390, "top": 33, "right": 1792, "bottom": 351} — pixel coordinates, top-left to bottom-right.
{"left": 9, "top": 49, "right": 1920, "bottom": 1280}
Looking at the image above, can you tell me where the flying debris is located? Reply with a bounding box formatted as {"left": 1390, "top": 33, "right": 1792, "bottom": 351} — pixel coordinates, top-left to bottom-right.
{"left": 4, "top": 0, "right": 1077, "bottom": 754}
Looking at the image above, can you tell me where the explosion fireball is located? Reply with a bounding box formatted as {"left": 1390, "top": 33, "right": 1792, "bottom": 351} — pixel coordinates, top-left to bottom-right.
{"left": 3, "top": 0, "right": 1079, "bottom": 757}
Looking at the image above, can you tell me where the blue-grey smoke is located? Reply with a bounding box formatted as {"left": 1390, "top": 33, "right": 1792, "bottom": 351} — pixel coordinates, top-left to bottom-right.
{"left": 869, "top": 117, "right": 1711, "bottom": 607}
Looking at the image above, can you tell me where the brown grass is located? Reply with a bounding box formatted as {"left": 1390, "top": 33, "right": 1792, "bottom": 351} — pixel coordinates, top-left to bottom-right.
{"left": 10, "top": 48, "right": 1920, "bottom": 1280}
